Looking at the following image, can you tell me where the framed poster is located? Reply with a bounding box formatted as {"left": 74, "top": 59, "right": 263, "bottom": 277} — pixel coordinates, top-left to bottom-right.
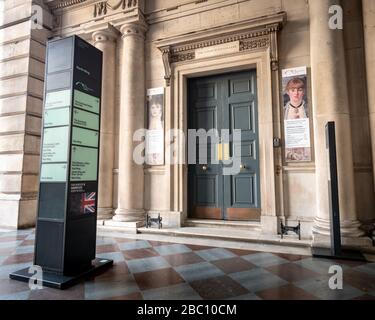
{"left": 146, "top": 87, "right": 164, "bottom": 165}
{"left": 282, "top": 66, "right": 311, "bottom": 162}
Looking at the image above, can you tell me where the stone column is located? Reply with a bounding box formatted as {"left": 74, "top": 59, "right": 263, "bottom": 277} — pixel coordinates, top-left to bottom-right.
{"left": 309, "top": 0, "right": 369, "bottom": 247}
{"left": 112, "top": 20, "right": 147, "bottom": 226}
{"left": 92, "top": 28, "right": 118, "bottom": 221}
{"left": 362, "top": 0, "right": 375, "bottom": 241}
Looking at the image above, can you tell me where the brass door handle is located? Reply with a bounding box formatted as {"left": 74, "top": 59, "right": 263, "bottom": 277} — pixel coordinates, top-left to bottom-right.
{"left": 202, "top": 165, "right": 208, "bottom": 171}
{"left": 240, "top": 164, "right": 246, "bottom": 169}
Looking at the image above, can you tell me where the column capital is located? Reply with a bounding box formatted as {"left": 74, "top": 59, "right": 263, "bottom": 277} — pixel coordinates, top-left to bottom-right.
{"left": 92, "top": 27, "right": 119, "bottom": 45}
{"left": 120, "top": 19, "right": 148, "bottom": 39}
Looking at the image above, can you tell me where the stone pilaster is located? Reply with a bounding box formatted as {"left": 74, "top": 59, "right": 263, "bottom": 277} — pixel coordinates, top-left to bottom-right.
{"left": 111, "top": 20, "right": 147, "bottom": 228}
{"left": 309, "top": 0, "right": 370, "bottom": 247}
{"left": 92, "top": 27, "right": 118, "bottom": 221}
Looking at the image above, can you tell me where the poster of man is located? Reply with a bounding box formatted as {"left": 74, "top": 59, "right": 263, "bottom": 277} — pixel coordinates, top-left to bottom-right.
{"left": 146, "top": 87, "right": 164, "bottom": 165}
{"left": 282, "top": 66, "right": 311, "bottom": 162}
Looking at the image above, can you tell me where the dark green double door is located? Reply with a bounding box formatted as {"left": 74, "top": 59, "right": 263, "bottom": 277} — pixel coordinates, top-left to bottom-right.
{"left": 188, "top": 70, "right": 261, "bottom": 221}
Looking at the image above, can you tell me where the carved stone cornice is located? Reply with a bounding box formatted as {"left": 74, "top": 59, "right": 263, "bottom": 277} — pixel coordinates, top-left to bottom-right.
{"left": 156, "top": 14, "right": 285, "bottom": 86}
{"left": 49, "top": 0, "right": 87, "bottom": 10}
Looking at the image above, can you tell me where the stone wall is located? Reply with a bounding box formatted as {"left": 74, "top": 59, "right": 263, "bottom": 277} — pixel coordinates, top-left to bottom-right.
{"left": 0, "top": 0, "right": 52, "bottom": 228}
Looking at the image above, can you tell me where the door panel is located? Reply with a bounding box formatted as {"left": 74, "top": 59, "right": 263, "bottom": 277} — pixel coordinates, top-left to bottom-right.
{"left": 188, "top": 70, "right": 260, "bottom": 221}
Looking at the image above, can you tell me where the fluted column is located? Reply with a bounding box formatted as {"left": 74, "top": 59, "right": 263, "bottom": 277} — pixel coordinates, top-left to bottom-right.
{"left": 309, "top": 0, "right": 368, "bottom": 247}
{"left": 362, "top": 0, "right": 375, "bottom": 241}
{"left": 112, "top": 20, "right": 147, "bottom": 224}
{"left": 93, "top": 28, "right": 118, "bottom": 221}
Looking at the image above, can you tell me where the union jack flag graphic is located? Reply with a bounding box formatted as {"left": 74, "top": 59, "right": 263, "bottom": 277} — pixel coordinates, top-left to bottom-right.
{"left": 80, "top": 192, "right": 96, "bottom": 214}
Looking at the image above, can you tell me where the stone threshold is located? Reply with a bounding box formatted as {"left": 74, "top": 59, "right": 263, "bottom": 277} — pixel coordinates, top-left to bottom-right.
{"left": 97, "top": 225, "right": 312, "bottom": 256}
{"left": 184, "top": 218, "right": 262, "bottom": 231}
{"left": 137, "top": 226, "right": 311, "bottom": 248}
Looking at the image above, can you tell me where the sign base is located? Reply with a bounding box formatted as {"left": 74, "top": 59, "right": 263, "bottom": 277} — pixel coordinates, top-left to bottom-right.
{"left": 9, "top": 258, "right": 113, "bottom": 290}
{"left": 312, "top": 247, "right": 367, "bottom": 262}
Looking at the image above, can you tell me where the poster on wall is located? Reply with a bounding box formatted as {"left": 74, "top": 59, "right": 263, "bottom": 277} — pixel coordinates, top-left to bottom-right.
{"left": 146, "top": 87, "right": 164, "bottom": 165}
{"left": 282, "top": 66, "right": 311, "bottom": 162}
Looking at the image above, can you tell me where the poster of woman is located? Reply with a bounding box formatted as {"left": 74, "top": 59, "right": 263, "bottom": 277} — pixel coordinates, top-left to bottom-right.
{"left": 282, "top": 66, "right": 311, "bottom": 162}
{"left": 146, "top": 87, "right": 164, "bottom": 165}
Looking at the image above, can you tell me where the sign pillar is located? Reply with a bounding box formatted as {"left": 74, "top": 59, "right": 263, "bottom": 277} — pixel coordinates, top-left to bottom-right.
{"left": 10, "top": 36, "right": 113, "bottom": 289}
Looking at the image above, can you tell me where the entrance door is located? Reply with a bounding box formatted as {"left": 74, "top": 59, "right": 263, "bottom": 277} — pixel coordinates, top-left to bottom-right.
{"left": 188, "top": 70, "right": 261, "bottom": 221}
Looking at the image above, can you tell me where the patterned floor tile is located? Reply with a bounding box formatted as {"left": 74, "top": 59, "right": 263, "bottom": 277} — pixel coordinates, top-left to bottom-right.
{"left": 163, "top": 252, "right": 205, "bottom": 267}
{"left": 175, "top": 262, "right": 224, "bottom": 282}
{"left": 0, "top": 262, "right": 33, "bottom": 280}
{"left": 0, "top": 235, "right": 28, "bottom": 242}
{"left": 96, "top": 252, "right": 125, "bottom": 263}
{"left": 190, "top": 275, "right": 249, "bottom": 300}
{"left": 84, "top": 274, "right": 139, "bottom": 300}
{"left": 127, "top": 256, "right": 170, "bottom": 274}
{"left": 0, "top": 278, "right": 31, "bottom": 295}
{"left": 0, "top": 248, "right": 15, "bottom": 256}
{"left": 211, "top": 257, "right": 256, "bottom": 274}
{"left": 107, "top": 292, "right": 143, "bottom": 300}
{"left": 195, "top": 248, "right": 236, "bottom": 261}
{"left": 273, "top": 252, "right": 309, "bottom": 262}
{"left": 242, "top": 252, "right": 289, "bottom": 267}
{"left": 0, "top": 241, "right": 23, "bottom": 249}
{"left": 0, "top": 230, "right": 31, "bottom": 238}
{"left": 226, "top": 248, "right": 259, "bottom": 256}
{"left": 153, "top": 244, "right": 192, "bottom": 256}
{"left": 13, "top": 245, "right": 34, "bottom": 255}
{"left": 96, "top": 244, "right": 120, "bottom": 254}
{"left": 19, "top": 240, "right": 35, "bottom": 247}
{"left": 134, "top": 268, "right": 185, "bottom": 290}
{"left": 96, "top": 237, "right": 117, "bottom": 246}
{"left": 351, "top": 294, "right": 375, "bottom": 300}
{"left": 148, "top": 240, "right": 170, "bottom": 247}
{"left": 342, "top": 269, "right": 375, "bottom": 292}
{"left": 265, "top": 263, "right": 320, "bottom": 282}
{"left": 354, "top": 263, "right": 375, "bottom": 276}
{"left": 29, "top": 283, "right": 85, "bottom": 300}
{"left": 294, "top": 275, "right": 364, "bottom": 300}
{"left": 118, "top": 240, "right": 151, "bottom": 251}
{"left": 142, "top": 283, "right": 202, "bottom": 300}
{"left": 226, "top": 292, "right": 261, "bottom": 300}
{"left": 0, "top": 291, "right": 31, "bottom": 300}
{"left": 185, "top": 244, "right": 215, "bottom": 251}
{"left": 122, "top": 248, "right": 160, "bottom": 260}
{"left": 24, "top": 234, "right": 35, "bottom": 241}
{"left": 294, "top": 257, "right": 350, "bottom": 274}
{"left": 0, "top": 229, "right": 374, "bottom": 300}
{"left": 2, "top": 253, "right": 34, "bottom": 266}
{"left": 229, "top": 268, "right": 288, "bottom": 293}
{"left": 256, "top": 284, "right": 319, "bottom": 300}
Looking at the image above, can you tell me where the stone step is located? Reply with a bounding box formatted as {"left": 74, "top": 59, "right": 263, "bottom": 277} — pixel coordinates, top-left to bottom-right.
{"left": 184, "top": 219, "right": 262, "bottom": 232}
{"left": 137, "top": 226, "right": 311, "bottom": 249}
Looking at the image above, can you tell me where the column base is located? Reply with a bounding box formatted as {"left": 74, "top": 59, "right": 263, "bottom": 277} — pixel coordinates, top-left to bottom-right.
{"left": 104, "top": 220, "right": 145, "bottom": 234}
{"left": 113, "top": 208, "right": 145, "bottom": 222}
{"left": 312, "top": 217, "right": 372, "bottom": 249}
{"left": 97, "top": 207, "right": 113, "bottom": 221}
{"left": 261, "top": 215, "right": 278, "bottom": 235}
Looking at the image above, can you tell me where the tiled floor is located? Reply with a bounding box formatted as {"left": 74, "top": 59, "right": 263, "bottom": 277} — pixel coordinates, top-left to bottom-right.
{"left": 0, "top": 229, "right": 374, "bottom": 300}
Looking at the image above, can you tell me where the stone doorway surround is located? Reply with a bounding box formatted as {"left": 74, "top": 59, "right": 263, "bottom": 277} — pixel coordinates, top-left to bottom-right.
{"left": 155, "top": 12, "right": 287, "bottom": 237}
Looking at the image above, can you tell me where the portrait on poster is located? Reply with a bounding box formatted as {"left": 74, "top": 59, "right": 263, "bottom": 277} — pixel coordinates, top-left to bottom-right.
{"left": 146, "top": 87, "right": 164, "bottom": 165}
{"left": 282, "top": 66, "right": 311, "bottom": 162}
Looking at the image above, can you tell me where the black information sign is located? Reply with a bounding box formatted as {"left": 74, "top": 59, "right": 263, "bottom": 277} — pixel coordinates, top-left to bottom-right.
{"left": 312, "top": 122, "right": 366, "bottom": 262}
{"left": 10, "top": 36, "right": 113, "bottom": 288}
